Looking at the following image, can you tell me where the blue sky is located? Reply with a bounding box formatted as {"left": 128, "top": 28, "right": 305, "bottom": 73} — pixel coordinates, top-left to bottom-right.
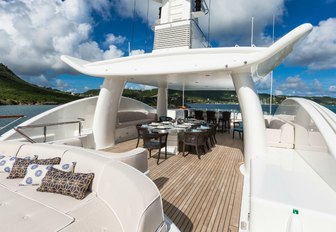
{"left": 0, "top": 0, "right": 335, "bottom": 97}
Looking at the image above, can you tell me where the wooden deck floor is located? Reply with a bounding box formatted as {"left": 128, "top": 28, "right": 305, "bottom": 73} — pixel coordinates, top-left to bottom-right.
{"left": 106, "top": 132, "right": 244, "bottom": 232}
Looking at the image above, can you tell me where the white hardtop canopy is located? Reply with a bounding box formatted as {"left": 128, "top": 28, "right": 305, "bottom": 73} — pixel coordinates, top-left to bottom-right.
{"left": 61, "top": 24, "right": 312, "bottom": 91}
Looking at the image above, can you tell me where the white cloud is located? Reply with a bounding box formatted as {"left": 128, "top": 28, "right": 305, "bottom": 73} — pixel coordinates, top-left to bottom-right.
{"left": 287, "top": 18, "right": 336, "bottom": 70}
{"left": 130, "top": 49, "right": 145, "bottom": 56}
{"left": 113, "top": 0, "right": 285, "bottom": 46}
{"left": 329, "top": 85, "right": 336, "bottom": 92}
{"left": 276, "top": 75, "right": 326, "bottom": 96}
{"left": 198, "top": 0, "right": 285, "bottom": 46}
{"left": 22, "top": 74, "right": 50, "bottom": 87}
{"left": 256, "top": 73, "right": 273, "bottom": 90}
{"left": 104, "top": 34, "right": 126, "bottom": 46}
{"left": 0, "top": 0, "right": 124, "bottom": 79}
{"left": 125, "top": 82, "right": 156, "bottom": 90}
{"left": 274, "top": 90, "right": 283, "bottom": 95}
{"left": 55, "top": 79, "right": 69, "bottom": 89}
{"left": 112, "top": 0, "right": 160, "bottom": 25}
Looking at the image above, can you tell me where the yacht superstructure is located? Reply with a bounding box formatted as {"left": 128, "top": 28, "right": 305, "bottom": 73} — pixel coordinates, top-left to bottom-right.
{"left": 1, "top": 1, "right": 336, "bottom": 231}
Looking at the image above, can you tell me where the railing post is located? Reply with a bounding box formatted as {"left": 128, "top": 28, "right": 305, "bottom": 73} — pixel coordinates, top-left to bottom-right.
{"left": 43, "top": 126, "right": 47, "bottom": 143}
{"left": 79, "top": 122, "right": 82, "bottom": 136}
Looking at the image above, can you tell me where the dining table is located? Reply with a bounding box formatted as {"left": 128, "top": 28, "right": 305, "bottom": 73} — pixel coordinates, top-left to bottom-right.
{"left": 141, "top": 119, "right": 211, "bottom": 155}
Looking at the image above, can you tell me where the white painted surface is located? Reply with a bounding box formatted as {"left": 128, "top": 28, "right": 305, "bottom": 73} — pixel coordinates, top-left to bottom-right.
{"left": 249, "top": 148, "right": 336, "bottom": 232}
{"left": 232, "top": 72, "right": 267, "bottom": 172}
{"left": 60, "top": 23, "right": 313, "bottom": 91}
{"left": 157, "top": 85, "right": 168, "bottom": 117}
{"left": 92, "top": 79, "right": 125, "bottom": 149}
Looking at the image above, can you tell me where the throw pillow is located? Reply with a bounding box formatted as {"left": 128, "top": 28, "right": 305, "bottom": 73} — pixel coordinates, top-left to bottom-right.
{"left": 7, "top": 157, "right": 36, "bottom": 179}
{"left": 20, "top": 162, "right": 76, "bottom": 186}
{"left": 33, "top": 157, "right": 61, "bottom": 165}
{"left": 0, "top": 156, "right": 16, "bottom": 173}
{"left": 37, "top": 167, "right": 94, "bottom": 200}
{"left": 54, "top": 162, "right": 76, "bottom": 172}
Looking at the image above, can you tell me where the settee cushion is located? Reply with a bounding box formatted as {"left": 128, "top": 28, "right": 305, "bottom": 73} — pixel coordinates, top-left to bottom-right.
{"left": 7, "top": 157, "right": 37, "bottom": 179}
{"left": 0, "top": 173, "right": 22, "bottom": 191}
{"left": 61, "top": 198, "right": 123, "bottom": 232}
{"left": 37, "top": 167, "right": 94, "bottom": 200}
{"left": 0, "top": 185, "right": 74, "bottom": 232}
{"left": 0, "top": 156, "right": 16, "bottom": 173}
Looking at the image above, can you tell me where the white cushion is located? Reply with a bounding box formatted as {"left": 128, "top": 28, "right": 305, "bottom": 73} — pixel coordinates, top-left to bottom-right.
{"left": 0, "top": 185, "right": 74, "bottom": 232}
{"left": 0, "top": 173, "right": 22, "bottom": 191}
{"left": 61, "top": 198, "right": 122, "bottom": 232}
{"left": 0, "top": 156, "right": 16, "bottom": 173}
{"left": 20, "top": 162, "right": 75, "bottom": 186}
{"left": 16, "top": 186, "right": 97, "bottom": 213}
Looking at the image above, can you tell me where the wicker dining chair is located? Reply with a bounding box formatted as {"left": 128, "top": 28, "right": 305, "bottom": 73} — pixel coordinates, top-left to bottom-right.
{"left": 135, "top": 124, "right": 148, "bottom": 148}
{"left": 143, "top": 132, "right": 169, "bottom": 164}
{"left": 206, "top": 111, "right": 216, "bottom": 124}
{"left": 194, "top": 110, "right": 204, "bottom": 120}
{"left": 182, "top": 131, "right": 208, "bottom": 159}
{"left": 218, "top": 111, "right": 231, "bottom": 133}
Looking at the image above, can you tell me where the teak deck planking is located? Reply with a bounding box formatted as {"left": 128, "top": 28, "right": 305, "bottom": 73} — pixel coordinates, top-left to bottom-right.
{"left": 105, "top": 132, "right": 244, "bottom": 232}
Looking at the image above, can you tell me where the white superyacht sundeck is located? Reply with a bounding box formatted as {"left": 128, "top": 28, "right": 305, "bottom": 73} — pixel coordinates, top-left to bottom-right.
{"left": 1, "top": 0, "right": 336, "bottom": 231}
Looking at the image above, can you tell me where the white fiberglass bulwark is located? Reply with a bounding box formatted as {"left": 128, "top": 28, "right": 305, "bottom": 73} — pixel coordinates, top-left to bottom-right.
{"left": 247, "top": 99, "right": 336, "bottom": 232}
{"left": 275, "top": 98, "right": 336, "bottom": 191}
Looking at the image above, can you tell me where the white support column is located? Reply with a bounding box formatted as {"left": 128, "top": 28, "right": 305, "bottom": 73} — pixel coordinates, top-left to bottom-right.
{"left": 232, "top": 72, "right": 267, "bottom": 173}
{"left": 157, "top": 85, "right": 168, "bottom": 118}
{"left": 92, "top": 78, "right": 125, "bottom": 150}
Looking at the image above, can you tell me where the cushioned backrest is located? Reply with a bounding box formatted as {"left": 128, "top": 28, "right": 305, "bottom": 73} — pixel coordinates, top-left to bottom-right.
{"left": 62, "top": 148, "right": 110, "bottom": 192}
{"left": 98, "top": 160, "right": 164, "bottom": 232}
{"left": 118, "top": 111, "right": 148, "bottom": 123}
{"left": 280, "top": 123, "right": 294, "bottom": 144}
{"left": 0, "top": 141, "right": 24, "bottom": 157}
{"left": 269, "top": 119, "right": 285, "bottom": 129}
{"left": 16, "top": 143, "right": 69, "bottom": 159}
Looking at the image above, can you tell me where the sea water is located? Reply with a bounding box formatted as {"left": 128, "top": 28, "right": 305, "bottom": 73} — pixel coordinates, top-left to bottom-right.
{"left": 0, "top": 104, "right": 335, "bottom": 136}
{"left": 188, "top": 103, "right": 336, "bottom": 115}
{"left": 0, "top": 105, "right": 56, "bottom": 135}
{"left": 188, "top": 104, "right": 279, "bottom": 115}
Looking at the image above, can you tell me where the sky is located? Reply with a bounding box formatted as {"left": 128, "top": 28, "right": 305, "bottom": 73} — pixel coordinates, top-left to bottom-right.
{"left": 0, "top": 0, "right": 335, "bottom": 97}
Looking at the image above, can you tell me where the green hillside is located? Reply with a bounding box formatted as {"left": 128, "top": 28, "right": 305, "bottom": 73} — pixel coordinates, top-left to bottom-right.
{"left": 85, "top": 88, "right": 336, "bottom": 108}
{"left": 0, "top": 64, "right": 80, "bottom": 105}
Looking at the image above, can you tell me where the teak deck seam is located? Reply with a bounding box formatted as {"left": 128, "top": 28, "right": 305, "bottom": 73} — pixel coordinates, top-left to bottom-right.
{"left": 105, "top": 132, "right": 244, "bottom": 232}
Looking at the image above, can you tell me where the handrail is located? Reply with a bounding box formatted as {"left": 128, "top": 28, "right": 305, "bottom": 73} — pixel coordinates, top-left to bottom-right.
{"left": 0, "top": 115, "right": 25, "bottom": 119}
{"left": 0, "top": 115, "right": 25, "bottom": 132}
{"left": 14, "top": 120, "right": 83, "bottom": 143}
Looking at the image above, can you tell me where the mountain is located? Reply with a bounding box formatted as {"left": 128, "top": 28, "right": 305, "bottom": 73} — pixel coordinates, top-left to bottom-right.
{"left": 0, "top": 64, "right": 80, "bottom": 105}
{"left": 85, "top": 88, "right": 336, "bottom": 108}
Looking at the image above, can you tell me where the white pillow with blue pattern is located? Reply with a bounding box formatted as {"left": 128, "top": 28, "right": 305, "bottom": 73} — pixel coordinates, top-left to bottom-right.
{"left": 20, "top": 162, "right": 76, "bottom": 186}
{"left": 0, "top": 155, "right": 17, "bottom": 173}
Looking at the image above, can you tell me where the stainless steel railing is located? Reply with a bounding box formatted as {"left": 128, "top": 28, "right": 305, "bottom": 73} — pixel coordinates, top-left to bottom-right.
{"left": 14, "top": 119, "right": 83, "bottom": 143}
{"left": 0, "top": 115, "right": 25, "bottom": 134}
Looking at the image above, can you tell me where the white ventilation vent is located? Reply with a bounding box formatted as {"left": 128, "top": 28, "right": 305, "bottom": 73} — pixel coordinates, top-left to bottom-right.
{"left": 154, "top": 24, "right": 191, "bottom": 50}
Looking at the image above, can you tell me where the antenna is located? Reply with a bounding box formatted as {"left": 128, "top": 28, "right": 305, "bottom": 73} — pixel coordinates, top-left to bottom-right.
{"left": 269, "top": 14, "right": 275, "bottom": 115}
{"left": 131, "top": 0, "right": 137, "bottom": 53}
{"left": 251, "top": 17, "right": 254, "bottom": 46}
{"left": 128, "top": 42, "right": 131, "bottom": 56}
{"left": 207, "top": 0, "right": 212, "bottom": 47}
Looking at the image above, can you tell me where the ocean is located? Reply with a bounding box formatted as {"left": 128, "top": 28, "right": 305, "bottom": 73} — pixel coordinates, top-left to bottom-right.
{"left": 0, "top": 105, "right": 56, "bottom": 135}
{"left": 1, "top": 104, "right": 335, "bottom": 135}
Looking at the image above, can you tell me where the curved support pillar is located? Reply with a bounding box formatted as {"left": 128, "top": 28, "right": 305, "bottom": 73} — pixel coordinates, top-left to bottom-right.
{"left": 232, "top": 72, "right": 267, "bottom": 173}
{"left": 93, "top": 78, "right": 125, "bottom": 149}
{"left": 157, "top": 85, "right": 168, "bottom": 118}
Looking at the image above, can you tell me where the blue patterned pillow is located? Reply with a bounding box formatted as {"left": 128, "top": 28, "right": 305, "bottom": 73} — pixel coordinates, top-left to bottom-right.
{"left": 20, "top": 162, "right": 75, "bottom": 186}
{"left": 0, "top": 156, "right": 16, "bottom": 173}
